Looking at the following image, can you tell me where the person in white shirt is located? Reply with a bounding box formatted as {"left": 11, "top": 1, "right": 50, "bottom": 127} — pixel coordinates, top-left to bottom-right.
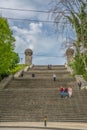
{"left": 53, "top": 73, "right": 56, "bottom": 81}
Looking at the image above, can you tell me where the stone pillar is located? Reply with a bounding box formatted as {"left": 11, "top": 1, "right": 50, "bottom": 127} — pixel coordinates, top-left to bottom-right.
{"left": 25, "top": 48, "right": 33, "bottom": 65}
{"left": 66, "top": 48, "right": 74, "bottom": 63}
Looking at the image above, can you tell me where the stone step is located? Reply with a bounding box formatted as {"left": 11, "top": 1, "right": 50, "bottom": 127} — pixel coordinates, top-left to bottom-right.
{"left": 33, "top": 65, "right": 65, "bottom": 67}
{"left": 5, "top": 80, "right": 76, "bottom": 89}
{"left": 24, "top": 72, "right": 70, "bottom": 76}
{"left": 27, "top": 70, "right": 69, "bottom": 73}
{"left": 0, "top": 65, "right": 87, "bottom": 123}
{"left": 1, "top": 111, "right": 87, "bottom": 117}
{"left": 0, "top": 90, "right": 87, "bottom": 103}
{"left": 13, "top": 78, "right": 76, "bottom": 82}
{"left": 30, "top": 65, "right": 66, "bottom": 70}
{"left": 0, "top": 115, "right": 87, "bottom": 122}
{"left": 23, "top": 74, "right": 72, "bottom": 79}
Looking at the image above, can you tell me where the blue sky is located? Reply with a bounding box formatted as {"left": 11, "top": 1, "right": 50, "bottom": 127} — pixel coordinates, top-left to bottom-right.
{"left": 0, "top": 0, "right": 67, "bottom": 65}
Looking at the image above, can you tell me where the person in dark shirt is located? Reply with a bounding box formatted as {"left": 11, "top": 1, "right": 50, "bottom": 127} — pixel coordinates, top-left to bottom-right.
{"left": 32, "top": 73, "right": 35, "bottom": 77}
{"left": 78, "top": 80, "right": 82, "bottom": 90}
{"left": 64, "top": 88, "right": 69, "bottom": 98}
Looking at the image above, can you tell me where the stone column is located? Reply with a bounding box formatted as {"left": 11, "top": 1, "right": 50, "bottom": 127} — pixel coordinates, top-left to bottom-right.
{"left": 66, "top": 48, "right": 74, "bottom": 63}
{"left": 25, "top": 48, "right": 33, "bottom": 65}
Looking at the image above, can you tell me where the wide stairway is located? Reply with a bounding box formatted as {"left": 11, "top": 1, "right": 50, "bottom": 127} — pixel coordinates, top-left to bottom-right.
{"left": 0, "top": 65, "right": 87, "bottom": 122}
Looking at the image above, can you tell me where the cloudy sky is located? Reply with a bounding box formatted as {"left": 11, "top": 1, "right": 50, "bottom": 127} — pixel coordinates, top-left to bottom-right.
{"left": 0, "top": 0, "right": 67, "bottom": 65}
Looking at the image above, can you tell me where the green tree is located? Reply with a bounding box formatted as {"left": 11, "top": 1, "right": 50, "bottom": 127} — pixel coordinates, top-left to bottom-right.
{"left": 10, "top": 52, "right": 20, "bottom": 70}
{"left": 71, "top": 54, "right": 85, "bottom": 75}
{"left": 50, "top": 0, "right": 87, "bottom": 52}
{"left": 50, "top": 0, "right": 87, "bottom": 70}
{"left": 0, "top": 17, "right": 18, "bottom": 77}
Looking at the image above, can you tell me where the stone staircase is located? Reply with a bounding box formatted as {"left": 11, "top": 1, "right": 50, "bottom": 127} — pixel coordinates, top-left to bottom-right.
{"left": 0, "top": 65, "right": 87, "bottom": 122}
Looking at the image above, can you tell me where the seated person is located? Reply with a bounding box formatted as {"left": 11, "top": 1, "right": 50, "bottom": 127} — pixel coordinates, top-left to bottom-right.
{"left": 48, "top": 64, "right": 52, "bottom": 69}
{"left": 64, "top": 88, "right": 69, "bottom": 97}
{"left": 59, "top": 87, "right": 65, "bottom": 98}
{"left": 68, "top": 87, "right": 72, "bottom": 97}
{"left": 32, "top": 73, "right": 35, "bottom": 77}
{"left": 48, "top": 65, "right": 50, "bottom": 69}
{"left": 49, "top": 64, "right": 52, "bottom": 69}
{"left": 21, "top": 70, "right": 24, "bottom": 77}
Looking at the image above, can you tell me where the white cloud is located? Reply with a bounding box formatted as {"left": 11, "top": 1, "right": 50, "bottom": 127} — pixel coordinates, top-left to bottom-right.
{"left": 0, "top": 0, "right": 66, "bottom": 65}
{"left": 12, "top": 22, "right": 43, "bottom": 52}
{"left": 29, "top": 23, "right": 42, "bottom": 34}
{"left": 12, "top": 21, "right": 66, "bottom": 64}
{"left": 14, "top": 36, "right": 27, "bottom": 52}
{"left": 28, "top": 44, "right": 34, "bottom": 50}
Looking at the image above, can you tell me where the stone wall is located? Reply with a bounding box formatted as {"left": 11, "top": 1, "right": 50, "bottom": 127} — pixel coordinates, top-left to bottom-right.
{"left": 14, "top": 66, "right": 30, "bottom": 78}
{"left": 0, "top": 75, "right": 13, "bottom": 90}
{"left": 0, "top": 66, "right": 30, "bottom": 89}
{"left": 65, "top": 63, "right": 87, "bottom": 90}
{"left": 75, "top": 75, "right": 87, "bottom": 89}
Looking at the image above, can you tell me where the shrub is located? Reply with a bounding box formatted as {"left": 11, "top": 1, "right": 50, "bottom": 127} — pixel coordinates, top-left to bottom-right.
{"left": 11, "top": 64, "right": 26, "bottom": 74}
{"left": 69, "top": 55, "right": 85, "bottom": 75}
{"left": 83, "top": 71, "right": 87, "bottom": 81}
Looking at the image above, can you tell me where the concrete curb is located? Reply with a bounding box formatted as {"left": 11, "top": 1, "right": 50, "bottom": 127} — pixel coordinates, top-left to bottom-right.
{"left": 0, "top": 122, "right": 87, "bottom": 130}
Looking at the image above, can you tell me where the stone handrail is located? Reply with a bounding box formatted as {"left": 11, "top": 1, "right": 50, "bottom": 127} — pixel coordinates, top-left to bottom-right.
{"left": 65, "top": 63, "right": 87, "bottom": 90}
{"left": 75, "top": 75, "right": 87, "bottom": 89}
{"left": 0, "top": 66, "right": 30, "bottom": 89}
{"left": 0, "top": 75, "right": 13, "bottom": 90}
{"left": 14, "top": 66, "right": 30, "bottom": 78}
{"left": 64, "top": 63, "right": 73, "bottom": 74}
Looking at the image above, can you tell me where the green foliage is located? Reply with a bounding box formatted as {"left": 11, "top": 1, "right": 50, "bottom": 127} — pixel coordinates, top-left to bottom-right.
{"left": 0, "top": 41, "right": 13, "bottom": 74}
{"left": 52, "top": 0, "right": 87, "bottom": 54}
{"left": 67, "top": 2, "right": 87, "bottom": 79}
{"left": 51, "top": 0, "right": 87, "bottom": 81}
{"left": 0, "top": 18, "right": 15, "bottom": 45}
{"left": 11, "top": 64, "right": 25, "bottom": 74}
{"left": 0, "top": 17, "right": 20, "bottom": 78}
{"left": 69, "top": 55, "right": 85, "bottom": 75}
{"left": 68, "top": 53, "right": 87, "bottom": 81}
{"left": 10, "top": 52, "right": 20, "bottom": 69}
{"left": 67, "top": 2, "right": 87, "bottom": 54}
{"left": 83, "top": 71, "right": 87, "bottom": 81}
